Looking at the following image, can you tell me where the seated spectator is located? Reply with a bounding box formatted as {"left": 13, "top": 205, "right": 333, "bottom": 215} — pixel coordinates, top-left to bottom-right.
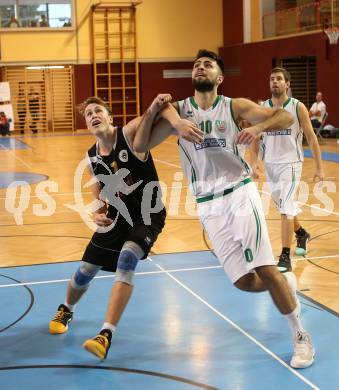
{"left": 309, "top": 92, "right": 326, "bottom": 129}
{"left": 0, "top": 112, "right": 10, "bottom": 136}
{"left": 63, "top": 19, "right": 72, "bottom": 27}
{"left": 39, "top": 14, "right": 49, "bottom": 27}
{"left": 8, "top": 16, "right": 20, "bottom": 28}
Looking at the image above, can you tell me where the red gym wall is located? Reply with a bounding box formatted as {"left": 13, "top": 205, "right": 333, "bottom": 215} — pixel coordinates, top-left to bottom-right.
{"left": 73, "top": 0, "right": 339, "bottom": 127}
{"left": 138, "top": 62, "right": 194, "bottom": 112}
{"left": 74, "top": 65, "right": 93, "bottom": 129}
{"left": 219, "top": 0, "right": 339, "bottom": 125}
{"left": 223, "top": 0, "right": 243, "bottom": 46}
{"left": 219, "top": 33, "right": 339, "bottom": 125}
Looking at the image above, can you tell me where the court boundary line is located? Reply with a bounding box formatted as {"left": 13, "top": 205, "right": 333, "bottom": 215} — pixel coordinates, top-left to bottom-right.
{"left": 0, "top": 259, "right": 324, "bottom": 387}
{"left": 298, "top": 291, "right": 339, "bottom": 317}
{"left": 0, "top": 364, "right": 218, "bottom": 390}
{"left": 0, "top": 265, "right": 222, "bottom": 288}
{"left": 153, "top": 158, "right": 182, "bottom": 168}
{"left": 0, "top": 251, "right": 337, "bottom": 271}
{"left": 147, "top": 257, "right": 319, "bottom": 390}
{"left": 0, "top": 143, "right": 33, "bottom": 169}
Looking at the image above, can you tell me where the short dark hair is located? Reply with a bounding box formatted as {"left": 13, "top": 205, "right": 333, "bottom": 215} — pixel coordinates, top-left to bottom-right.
{"left": 194, "top": 49, "right": 224, "bottom": 75}
{"left": 270, "top": 67, "right": 291, "bottom": 82}
{"left": 78, "top": 96, "right": 112, "bottom": 116}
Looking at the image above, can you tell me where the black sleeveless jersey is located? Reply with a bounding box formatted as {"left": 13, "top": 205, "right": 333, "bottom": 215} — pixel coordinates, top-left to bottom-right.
{"left": 87, "top": 127, "right": 165, "bottom": 225}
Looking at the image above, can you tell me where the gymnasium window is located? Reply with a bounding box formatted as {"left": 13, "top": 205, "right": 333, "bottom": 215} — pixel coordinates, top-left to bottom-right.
{"left": 0, "top": 0, "right": 73, "bottom": 29}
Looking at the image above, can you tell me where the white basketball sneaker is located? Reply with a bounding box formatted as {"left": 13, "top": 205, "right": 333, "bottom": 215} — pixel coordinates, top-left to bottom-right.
{"left": 290, "top": 330, "right": 315, "bottom": 368}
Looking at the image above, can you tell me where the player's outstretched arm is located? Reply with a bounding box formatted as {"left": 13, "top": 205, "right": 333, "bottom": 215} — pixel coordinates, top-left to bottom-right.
{"left": 160, "top": 103, "right": 204, "bottom": 144}
{"left": 298, "top": 102, "right": 325, "bottom": 182}
{"left": 85, "top": 166, "right": 113, "bottom": 227}
{"left": 131, "top": 94, "right": 173, "bottom": 152}
{"left": 232, "top": 98, "right": 294, "bottom": 145}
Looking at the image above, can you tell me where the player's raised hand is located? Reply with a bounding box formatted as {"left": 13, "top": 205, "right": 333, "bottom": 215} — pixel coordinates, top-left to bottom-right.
{"left": 93, "top": 212, "right": 113, "bottom": 227}
{"left": 313, "top": 168, "right": 325, "bottom": 183}
{"left": 150, "top": 94, "right": 172, "bottom": 114}
{"left": 236, "top": 126, "right": 261, "bottom": 145}
{"left": 174, "top": 118, "right": 204, "bottom": 144}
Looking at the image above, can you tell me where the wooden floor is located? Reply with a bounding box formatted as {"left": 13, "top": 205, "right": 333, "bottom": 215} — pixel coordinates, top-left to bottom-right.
{"left": 0, "top": 132, "right": 338, "bottom": 313}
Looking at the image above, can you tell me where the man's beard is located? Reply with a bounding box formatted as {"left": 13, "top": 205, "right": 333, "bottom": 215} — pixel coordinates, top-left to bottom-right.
{"left": 192, "top": 78, "right": 215, "bottom": 92}
{"left": 271, "top": 89, "right": 284, "bottom": 98}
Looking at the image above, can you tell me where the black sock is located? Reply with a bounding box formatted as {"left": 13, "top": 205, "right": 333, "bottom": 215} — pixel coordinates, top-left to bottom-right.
{"left": 100, "top": 329, "right": 112, "bottom": 343}
{"left": 281, "top": 247, "right": 290, "bottom": 257}
{"left": 295, "top": 227, "right": 306, "bottom": 236}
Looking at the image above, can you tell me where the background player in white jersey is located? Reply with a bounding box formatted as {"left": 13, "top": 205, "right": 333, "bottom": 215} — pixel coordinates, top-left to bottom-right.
{"left": 133, "top": 50, "right": 315, "bottom": 369}
{"left": 251, "top": 68, "right": 324, "bottom": 272}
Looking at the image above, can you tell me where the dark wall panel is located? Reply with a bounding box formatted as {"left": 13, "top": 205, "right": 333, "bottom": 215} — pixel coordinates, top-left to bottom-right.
{"left": 74, "top": 64, "right": 94, "bottom": 129}
{"left": 223, "top": 0, "right": 243, "bottom": 45}
{"left": 139, "top": 62, "right": 194, "bottom": 112}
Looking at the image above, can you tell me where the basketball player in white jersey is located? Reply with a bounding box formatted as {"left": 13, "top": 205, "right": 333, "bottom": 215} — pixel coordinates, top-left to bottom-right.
{"left": 133, "top": 50, "right": 315, "bottom": 369}
{"left": 251, "top": 68, "right": 324, "bottom": 272}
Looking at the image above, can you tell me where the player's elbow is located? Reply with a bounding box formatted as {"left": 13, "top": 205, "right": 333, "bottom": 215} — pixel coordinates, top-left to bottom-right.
{"left": 132, "top": 139, "right": 148, "bottom": 153}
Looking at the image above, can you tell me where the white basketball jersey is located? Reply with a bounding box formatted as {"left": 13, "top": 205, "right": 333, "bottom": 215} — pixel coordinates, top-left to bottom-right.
{"left": 261, "top": 97, "right": 304, "bottom": 164}
{"left": 177, "top": 96, "right": 251, "bottom": 198}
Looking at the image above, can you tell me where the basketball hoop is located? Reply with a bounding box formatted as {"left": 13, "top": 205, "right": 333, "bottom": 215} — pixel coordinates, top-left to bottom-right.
{"left": 325, "top": 27, "right": 339, "bottom": 45}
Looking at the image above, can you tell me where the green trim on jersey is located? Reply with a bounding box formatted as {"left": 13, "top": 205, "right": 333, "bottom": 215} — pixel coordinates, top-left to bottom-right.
{"left": 196, "top": 178, "right": 252, "bottom": 203}
{"left": 250, "top": 198, "right": 262, "bottom": 252}
{"left": 212, "top": 95, "right": 221, "bottom": 109}
{"left": 239, "top": 154, "right": 251, "bottom": 174}
{"left": 189, "top": 96, "right": 199, "bottom": 110}
{"left": 269, "top": 97, "right": 291, "bottom": 108}
{"left": 244, "top": 248, "right": 254, "bottom": 263}
{"left": 283, "top": 97, "right": 291, "bottom": 108}
{"left": 295, "top": 131, "right": 302, "bottom": 161}
{"left": 189, "top": 95, "right": 221, "bottom": 111}
{"left": 261, "top": 142, "right": 266, "bottom": 160}
{"left": 179, "top": 141, "right": 198, "bottom": 192}
{"left": 296, "top": 101, "right": 301, "bottom": 126}
{"left": 230, "top": 99, "right": 241, "bottom": 132}
{"left": 284, "top": 165, "right": 296, "bottom": 206}
{"left": 295, "top": 100, "right": 302, "bottom": 161}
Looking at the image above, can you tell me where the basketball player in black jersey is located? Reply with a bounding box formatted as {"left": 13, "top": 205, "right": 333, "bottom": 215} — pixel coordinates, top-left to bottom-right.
{"left": 49, "top": 95, "right": 203, "bottom": 359}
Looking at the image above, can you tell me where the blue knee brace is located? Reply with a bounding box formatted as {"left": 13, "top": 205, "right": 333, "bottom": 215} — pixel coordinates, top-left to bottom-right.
{"left": 74, "top": 268, "right": 94, "bottom": 286}
{"left": 71, "top": 262, "right": 100, "bottom": 290}
{"left": 117, "top": 250, "right": 139, "bottom": 272}
{"left": 115, "top": 250, "right": 139, "bottom": 285}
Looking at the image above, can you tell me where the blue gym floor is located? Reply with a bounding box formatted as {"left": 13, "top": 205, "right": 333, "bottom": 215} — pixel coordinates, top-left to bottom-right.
{"left": 0, "top": 251, "right": 337, "bottom": 390}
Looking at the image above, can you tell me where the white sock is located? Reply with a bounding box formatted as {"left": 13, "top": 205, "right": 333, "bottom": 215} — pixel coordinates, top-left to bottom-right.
{"left": 284, "top": 307, "right": 306, "bottom": 336}
{"left": 64, "top": 301, "right": 75, "bottom": 312}
{"left": 101, "top": 322, "right": 117, "bottom": 333}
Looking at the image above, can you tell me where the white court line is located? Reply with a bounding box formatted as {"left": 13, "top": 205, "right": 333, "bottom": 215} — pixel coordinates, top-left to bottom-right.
{"left": 0, "top": 264, "right": 221, "bottom": 289}
{"left": 148, "top": 257, "right": 319, "bottom": 390}
{"left": 0, "top": 191, "right": 93, "bottom": 201}
{"left": 294, "top": 254, "right": 339, "bottom": 261}
{"left": 0, "top": 143, "right": 33, "bottom": 169}
{"left": 153, "top": 158, "right": 181, "bottom": 169}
